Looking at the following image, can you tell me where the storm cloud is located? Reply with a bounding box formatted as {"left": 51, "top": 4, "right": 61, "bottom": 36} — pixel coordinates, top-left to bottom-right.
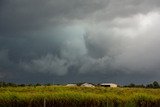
{"left": 1, "top": 0, "right": 160, "bottom": 84}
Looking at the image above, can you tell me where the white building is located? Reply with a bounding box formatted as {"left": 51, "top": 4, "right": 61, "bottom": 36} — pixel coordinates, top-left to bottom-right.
{"left": 100, "top": 83, "right": 117, "bottom": 87}
{"left": 66, "top": 84, "right": 77, "bottom": 86}
{"left": 81, "top": 83, "right": 95, "bottom": 87}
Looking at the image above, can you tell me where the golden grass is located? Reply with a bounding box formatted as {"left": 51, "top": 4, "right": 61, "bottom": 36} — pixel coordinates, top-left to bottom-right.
{"left": 0, "top": 86, "right": 160, "bottom": 107}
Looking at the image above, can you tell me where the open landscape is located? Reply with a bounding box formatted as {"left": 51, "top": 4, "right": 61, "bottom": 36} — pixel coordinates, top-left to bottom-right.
{"left": 1, "top": 85, "right": 160, "bottom": 107}
{"left": 1, "top": 0, "right": 160, "bottom": 107}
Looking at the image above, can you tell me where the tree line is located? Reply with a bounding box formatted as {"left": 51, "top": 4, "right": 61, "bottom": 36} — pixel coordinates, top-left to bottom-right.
{"left": 0, "top": 81, "right": 52, "bottom": 87}
{"left": 124, "top": 81, "right": 160, "bottom": 88}
{"left": 0, "top": 81, "right": 160, "bottom": 88}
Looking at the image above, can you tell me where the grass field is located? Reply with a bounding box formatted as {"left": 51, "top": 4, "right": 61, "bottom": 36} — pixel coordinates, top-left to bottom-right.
{"left": 0, "top": 86, "right": 160, "bottom": 107}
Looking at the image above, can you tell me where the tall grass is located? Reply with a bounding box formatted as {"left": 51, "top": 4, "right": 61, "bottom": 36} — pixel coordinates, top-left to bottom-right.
{"left": 0, "top": 86, "right": 160, "bottom": 107}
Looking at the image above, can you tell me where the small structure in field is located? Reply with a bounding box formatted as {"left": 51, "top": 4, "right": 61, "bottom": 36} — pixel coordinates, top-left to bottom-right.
{"left": 66, "top": 84, "right": 77, "bottom": 86}
{"left": 81, "top": 83, "right": 95, "bottom": 87}
{"left": 100, "top": 83, "right": 117, "bottom": 88}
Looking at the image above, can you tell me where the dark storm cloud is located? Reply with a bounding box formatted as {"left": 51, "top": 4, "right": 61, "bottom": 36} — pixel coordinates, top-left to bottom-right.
{"left": 84, "top": 31, "right": 126, "bottom": 58}
{"left": 1, "top": 0, "right": 160, "bottom": 36}
{"left": 0, "top": 0, "right": 110, "bottom": 36}
{"left": 1, "top": 0, "right": 160, "bottom": 84}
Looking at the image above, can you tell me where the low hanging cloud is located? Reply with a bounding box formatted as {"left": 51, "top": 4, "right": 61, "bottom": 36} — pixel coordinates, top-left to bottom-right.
{"left": 22, "top": 54, "right": 69, "bottom": 76}
{"left": 1, "top": 0, "right": 160, "bottom": 83}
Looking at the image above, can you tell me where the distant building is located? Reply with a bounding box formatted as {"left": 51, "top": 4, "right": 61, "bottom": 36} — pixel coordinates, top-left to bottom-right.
{"left": 81, "top": 83, "right": 95, "bottom": 87}
{"left": 66, "top": 84, "right": 77, "bottom": 86}
{"left": 100, "top": 83, "right": 117, "bottom": 87}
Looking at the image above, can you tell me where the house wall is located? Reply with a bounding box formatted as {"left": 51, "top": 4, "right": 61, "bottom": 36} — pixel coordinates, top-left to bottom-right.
{"left": 101, "top": 84, "right": 117, "bottom": 87}
{"left": 110, "top": 84, "right": 117, "bottom": 87}
{"left": 81, "top": 83, "right": 95, "bottom": 87}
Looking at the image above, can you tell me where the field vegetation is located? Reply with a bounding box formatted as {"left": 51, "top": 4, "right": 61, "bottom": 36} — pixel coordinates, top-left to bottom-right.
{"left": 0, "top": 85, "right": 160, "bottom": 107}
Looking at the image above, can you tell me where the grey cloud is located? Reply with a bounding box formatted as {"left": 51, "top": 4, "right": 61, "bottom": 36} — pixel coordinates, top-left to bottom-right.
{"left": 1, "top": 0, "right": 160, "bottom": 36}
{"left": 0, "top": 49, "right": 13, "bottom": 69}
{"left": 0, "top": 0, "right": 110, "bottom": 36}
{"left": 0, "top": 49, "right": 17, "bottom": 79}
{"left": 110, "top": 12, "right": 160, "bottom": 74}
{"left": 0, "top": 72, "right": 6, "bottom": 79}
{"left": 22, "top": 54, "right": 69, "bottom": 76}
{"left": 78, "top": 56, "right": 113, "bottom": 74}
{"left": 79, "top": 11, "right": 160, "bottom": 75}
{"left": 80, "top": 0, "right": 160, "bottom": 22}
{"left": 84, "top": 31, "right": 126, "bottom": 58}
{"left": 1, "top": 0, "right": 160, "bottom": 84}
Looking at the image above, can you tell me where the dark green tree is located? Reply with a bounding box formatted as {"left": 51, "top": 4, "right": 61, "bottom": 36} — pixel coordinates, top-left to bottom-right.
{"left": 146, "top": 84, "right": 153, "bottom": 88}
{"left": 153, "top": 81, "right": 159, "bottom": 88}
{"left": 35, "top": 83, "right": 41, "bottom": 86}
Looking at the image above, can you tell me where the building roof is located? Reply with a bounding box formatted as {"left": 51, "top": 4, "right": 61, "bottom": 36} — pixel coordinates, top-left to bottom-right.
{"left": 100, "top": 83, "right": 117, "bottom": 86}
{"left": 81, "top": 83, "right": 95, "bottom": 87}
{"left": 66, "top": 84, "right": 77, "bottom": 86}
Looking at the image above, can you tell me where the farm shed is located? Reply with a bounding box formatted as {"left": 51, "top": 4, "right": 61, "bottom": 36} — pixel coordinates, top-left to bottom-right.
{"left": 100, "top": 83, "right": 117, "bottom": 87}
{"left": 66, "top": 84, "right": 77, "bottom": 86}
{"left": 81, "top": 83, "right": 95, "bottom": 87}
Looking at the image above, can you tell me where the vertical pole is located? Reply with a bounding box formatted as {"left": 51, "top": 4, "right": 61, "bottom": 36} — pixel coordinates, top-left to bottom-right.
{"left": 44, "top": 98, "right": 46, "bottom": 107}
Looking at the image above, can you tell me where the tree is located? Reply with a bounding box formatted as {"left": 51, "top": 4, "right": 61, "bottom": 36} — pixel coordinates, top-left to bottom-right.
{"left": 153, "top": 81, "right": 159, "bottom": 88}
{"left": 146, "top": 84, "right": 153, "bottom": 88}
{"left": 7, "top": 82, "right": 17, "bottom": 87}
{"left": 19, "top": 84, "right": 26, "bottom": 87}
{"left": 45, "top": 83, "right": 51, "bottom": 86}
{"left": 146, "top": 81, "right": 160, "bottom": 88}
{"left": 35, "top": 83, "right": 41, "bottom": 86}
{"left": 128, "top": 83, "right": 135, "bottom": 87}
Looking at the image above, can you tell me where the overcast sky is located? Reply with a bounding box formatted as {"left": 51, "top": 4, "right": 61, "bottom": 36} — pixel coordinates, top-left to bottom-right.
{"left": 1, "top": 0, "right": 160, "bottom": 84}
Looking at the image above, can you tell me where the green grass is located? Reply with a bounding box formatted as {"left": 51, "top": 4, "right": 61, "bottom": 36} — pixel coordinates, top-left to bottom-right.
{"left": 0, "top": 86, "right": 160, "bottom": 107}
